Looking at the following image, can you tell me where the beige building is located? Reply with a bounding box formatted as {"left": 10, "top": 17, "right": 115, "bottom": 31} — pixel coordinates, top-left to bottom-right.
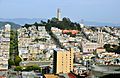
{"left": 0, "top": 24, "right": 11, "bottom": 70}
{"left": 53, "top": 48, "right": 74, "bottom": 74}
{"left": 81, "top": 42, "right": 101, "bottom": 53}
{"left": 96, "top": 47, "right": 106, "bottom": 53}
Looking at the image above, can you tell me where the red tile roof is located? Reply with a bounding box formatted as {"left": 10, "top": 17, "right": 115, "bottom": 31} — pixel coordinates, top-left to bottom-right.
{"left": 68, "top": 73, "right": 77, "bottom": 78}
{"left": 62, "top": 30, "right": 79, "bottom": 35}
{"left": 0, "top": 76, "right": 6, "bottom": 78}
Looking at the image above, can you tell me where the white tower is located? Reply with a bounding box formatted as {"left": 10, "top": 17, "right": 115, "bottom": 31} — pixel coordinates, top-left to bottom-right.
{"left": 80, "top": 19, "right": 84, "bottom": 28}
{"left": 57, "top": 8, "right": 61, "bottom": 21}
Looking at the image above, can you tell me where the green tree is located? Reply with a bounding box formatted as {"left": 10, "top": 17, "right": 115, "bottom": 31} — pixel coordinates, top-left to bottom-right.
{"left": 62, "top": 17, "right": 71, "bottom": 24}
{"left": 32, "top": 65, "right": 41, "bottom": 71}
{"left": 34, "top": 22, "right": 38, "bottom": 26}
{"left": 23, "top": 65, "right": 41, "bottom": 72}
{"left": 14, "top": 56, "right": 22, "bottom": 66}
{"left": 23, "top": 66, "right": 33, "bottom": 71}
{"left": 8, "top": 59, "right": 15, "bottom": 68}
{"left": 112, "top": 44, "right": 117, "bottom": 48}
{"left": 24, "top": 24, "right": 31, "bottom": 29}
{"left": 104, "top": 44, "right": 111, "bottom": 52}
{"left": 104, "top": 44, "right": 110, "bottom": 49}
{"left": 93, "top": 51, "right": 97, "bottom": 55}
{"left": 33, "top": 22, "right": 39, "bottom": 30}
{"left": 14, "top": 66, "right": 23, "bottom": 71}
{"left": 51, "top": 17, "right": 58, "bottom": 22}
{"left": 10, "top": 30, "right": 19, "bottom": 58}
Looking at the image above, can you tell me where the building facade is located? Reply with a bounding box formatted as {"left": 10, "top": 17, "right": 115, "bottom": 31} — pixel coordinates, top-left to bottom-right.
{"left": 57, "top": 8, "right": 62, "bottom": 21}
{"left": 18, "top": 26, "right": 54, "bottom": 61}
{"left": 0, "top": 24, "right": 11, "bottom": 70}
{"left": 53, "top": 48, "right": 74, "bottom": 74}
{"left": 81, "top": 42, "right": 101, "bottom": 53}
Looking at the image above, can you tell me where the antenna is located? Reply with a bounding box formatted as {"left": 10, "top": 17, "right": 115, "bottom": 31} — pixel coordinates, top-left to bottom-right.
{"left": 81, "top": 19, "right": 84, "bottom": 24}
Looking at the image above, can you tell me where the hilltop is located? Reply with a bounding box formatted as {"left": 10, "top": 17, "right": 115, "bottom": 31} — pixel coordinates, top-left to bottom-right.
{"left": 0, "top": 18, "right": 46, "bottom": 25}
{"left": 0, "top": 21, "right": 21, "bottom": 29}
{"left": 0, "top": 18, "right": 120, "bottom": 27}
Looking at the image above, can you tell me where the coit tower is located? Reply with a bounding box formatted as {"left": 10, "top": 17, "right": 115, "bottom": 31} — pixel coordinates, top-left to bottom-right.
{"left": 57, "top": 8, "right": 61, "bottom": 21}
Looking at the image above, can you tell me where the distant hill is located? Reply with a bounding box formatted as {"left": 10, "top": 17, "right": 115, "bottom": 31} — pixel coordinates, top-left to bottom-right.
{"left": 0, "top": 18, "right": 47, "bottom": 25}
{"left": 0, "top": 18, "right": 120, "bottom": 27}
{"left": 0, "top": 21, "right": 21, "bottom": 29}
{"left": 84, "top": 21, "right": 120, "bottom": 27}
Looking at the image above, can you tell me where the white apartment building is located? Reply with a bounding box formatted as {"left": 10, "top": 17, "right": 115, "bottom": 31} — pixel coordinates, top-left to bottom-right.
{"left": 81, "top": 42, "right": 101, "bottom": 53}
{"left": 0, "top": 24, "right": 11, "bottom": 70}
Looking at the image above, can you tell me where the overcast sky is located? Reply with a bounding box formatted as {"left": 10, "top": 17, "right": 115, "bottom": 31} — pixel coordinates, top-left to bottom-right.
{"left": 0, "top": 0, "right": 120, "bottom": 23}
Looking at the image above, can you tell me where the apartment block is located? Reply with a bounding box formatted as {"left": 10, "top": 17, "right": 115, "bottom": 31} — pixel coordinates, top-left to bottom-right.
{"left": 53, "top": 48, "right": 74, "bottom": 74}
{"left": 0, "top": 24, "right": 11, "bottom": 70}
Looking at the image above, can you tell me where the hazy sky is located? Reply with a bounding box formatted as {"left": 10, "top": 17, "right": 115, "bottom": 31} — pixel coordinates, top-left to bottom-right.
{"left": 0, "top": 0, "right": 120, "bottom": 23}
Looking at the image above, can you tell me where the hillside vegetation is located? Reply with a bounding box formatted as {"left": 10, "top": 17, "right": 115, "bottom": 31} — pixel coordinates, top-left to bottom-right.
{"left": 0, "top": 21, "right": 21, "bottom": 29}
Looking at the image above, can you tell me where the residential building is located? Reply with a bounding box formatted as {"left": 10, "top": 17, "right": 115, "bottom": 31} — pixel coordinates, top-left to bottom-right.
{"left": 0, "top": 24, "right": 11, "bottom": 70}
{"left": 81, "top": 42, "right": 101, "bottom": 53}
{"left": 96, "top": 47, "right": 106, "bottom": 53}
{"left": 18, "top": 26, "right": 54, "bottom": 61}
{"left": 53, "top": 48, "right": 74, "bottom": 74}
